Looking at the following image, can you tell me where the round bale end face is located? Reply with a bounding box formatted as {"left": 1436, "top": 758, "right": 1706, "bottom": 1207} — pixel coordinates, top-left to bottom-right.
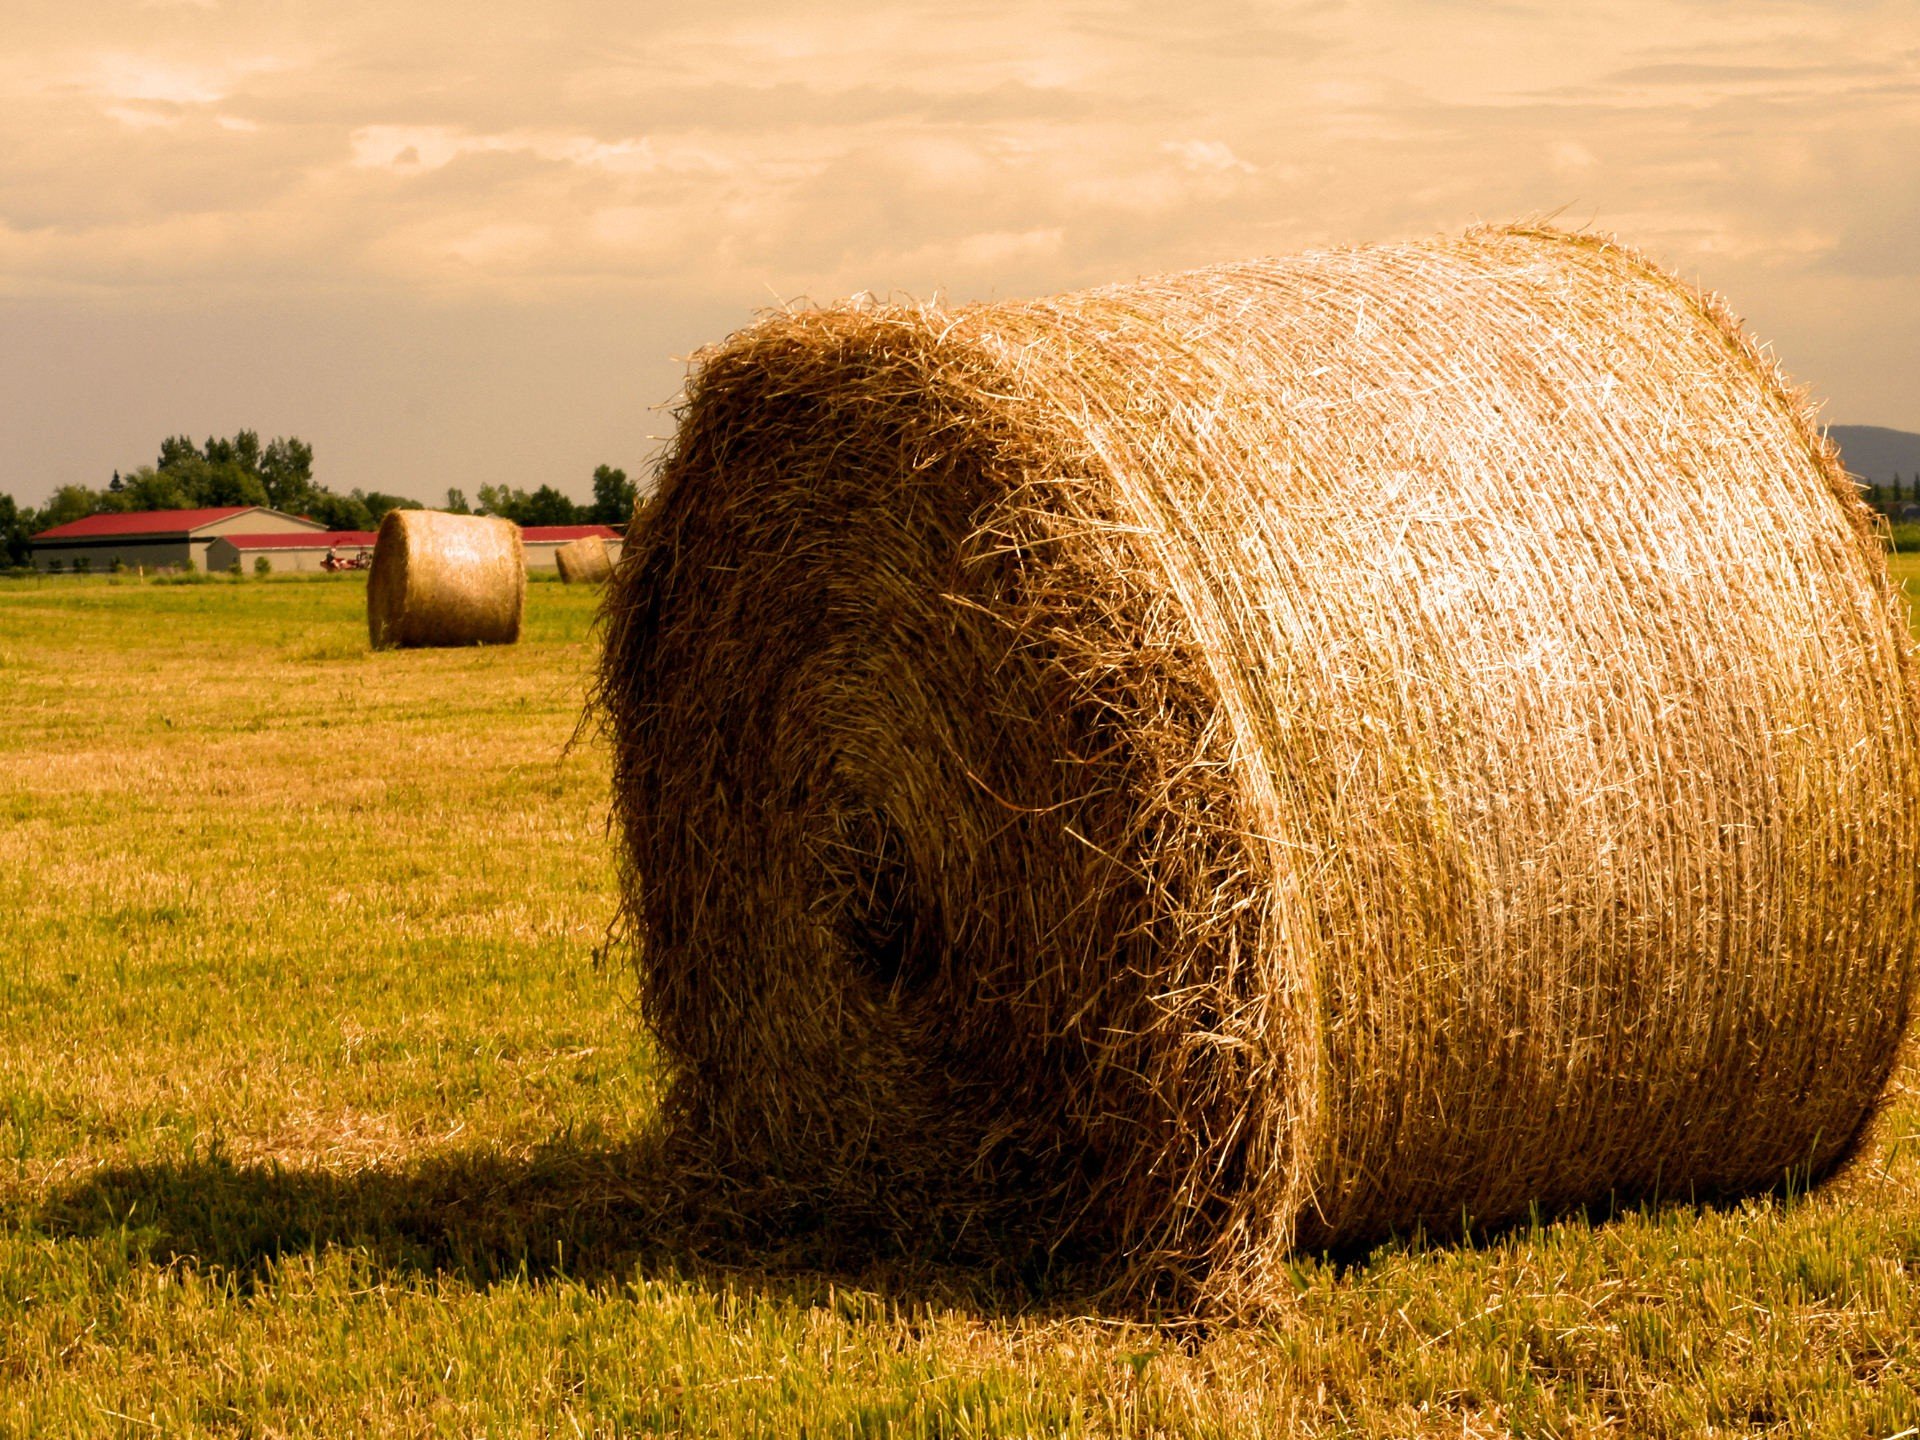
{"left": 596, "top": 227, "right": 1920, "bottom": 1308}
{"left": 367, "top": 510, "right": 525, "bottom": 649}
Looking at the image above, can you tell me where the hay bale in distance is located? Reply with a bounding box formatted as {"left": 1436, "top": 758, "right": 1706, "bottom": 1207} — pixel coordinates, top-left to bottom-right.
{"left": 554, "top": 534, "right": 614, "bottom": 585}
{"left": 367, "top": 509, "right": 524, "bottom": 649}
{"left": 597, "top": 228, "right": 1920, "bottom": 1306}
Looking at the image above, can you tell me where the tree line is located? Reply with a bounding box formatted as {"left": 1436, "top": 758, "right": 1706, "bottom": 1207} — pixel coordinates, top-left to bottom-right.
{"left": 449, "top": 466, "right": 639, "bottom": 530}
{"left": 1, "top": 434, "right": 640, "bottom": 568}
{"left": 1865, "top": 474, "right": 1917, "bottom": 506}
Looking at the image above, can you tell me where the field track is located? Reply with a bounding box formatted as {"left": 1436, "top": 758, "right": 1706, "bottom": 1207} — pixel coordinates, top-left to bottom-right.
{"left": 2, "top": 564, "right": 1920, "bottom": 1437}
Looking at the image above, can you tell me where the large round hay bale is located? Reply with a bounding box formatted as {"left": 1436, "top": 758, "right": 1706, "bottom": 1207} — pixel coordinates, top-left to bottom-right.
{"left": 598, "top": 227, "right": 1920, "bottom": 1305}
{"left": 554, "top": 534, "right": 613, "bottom": 585}
{"left": 367, "top": 509, "right": 524, "bottom": 649}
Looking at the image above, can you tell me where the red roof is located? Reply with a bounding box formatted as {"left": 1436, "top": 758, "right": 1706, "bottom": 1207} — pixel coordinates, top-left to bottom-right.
{"left": 521, "top": 525, "right": 620, "bottom": 542}
{"left": 33, "top": 506, "right": 259, "bottom": 541}
{"left": 221, "top": 531, "right": 377, "bottom": 550}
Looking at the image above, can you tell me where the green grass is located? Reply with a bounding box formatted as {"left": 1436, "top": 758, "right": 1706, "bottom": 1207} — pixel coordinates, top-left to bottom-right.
{"left": 5, "top": 570, "right": 1920, "bottom": 1436}
{"left": 1892, "top": 553, "right": 1920, "bottom": 631}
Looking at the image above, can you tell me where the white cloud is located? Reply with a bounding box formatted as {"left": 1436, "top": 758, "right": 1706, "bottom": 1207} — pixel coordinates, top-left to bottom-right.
{"left": 887, "top": 227, "right": 1067, "bottom": 275}
{"left": 443, "top": 221, "right": 550, "bottom": 269}
{"left": 80, "top": 48, "right": 298, "bottom": 109}
{"left": 347, "top": 123, "right": 734, "bottom": 180}
{"left": 88, "top": 54, "right": 230, "bottom": 105}
{"left": 1550, "top": 140, "right": 1597, "bottom": 173}
{"left": 1162, "top": 139, "right": 1257, "bottom": 175}
{"left": 104, "top": 104, "right": 183, "bottom": 130}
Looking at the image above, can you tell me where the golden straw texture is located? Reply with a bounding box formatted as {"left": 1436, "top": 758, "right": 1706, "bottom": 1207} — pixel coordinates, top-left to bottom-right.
{"left": 367, "top": 509, "right": 525, "bottom": 650}
{"left": 597, "top": 227, "right": 1920, "bottom": 1307}
{"left": 555, "top": 535, "right": 614, "bottom": 585}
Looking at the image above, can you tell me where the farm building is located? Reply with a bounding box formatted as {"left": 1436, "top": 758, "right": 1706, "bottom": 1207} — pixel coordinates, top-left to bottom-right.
{"left": 520, "top": 525, "right": 623, "bottom": 571}
{"left": 30, "top": 506, "right": 327, "bottom": 573}
{"left": 205, "top": 531, "right": 378, "bottom": 573}
{"left": 210, "top": 521, "right": 620, "bottom": 574}
{"left": 32, "top": 508, "right": 623, "bottom": 576}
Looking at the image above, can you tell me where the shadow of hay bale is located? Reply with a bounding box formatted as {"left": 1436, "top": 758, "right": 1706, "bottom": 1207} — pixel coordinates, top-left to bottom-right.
{"left": 31, "top": 1121, "right": 1840, "bottom": 1320}
{"left": 29, "top": 1126, "right": 1116, "bottom": 1311}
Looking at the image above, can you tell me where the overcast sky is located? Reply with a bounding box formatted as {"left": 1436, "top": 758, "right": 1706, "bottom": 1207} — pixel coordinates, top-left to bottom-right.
{"left": 3, "top": 0, "right": 1916, "bottom": 508}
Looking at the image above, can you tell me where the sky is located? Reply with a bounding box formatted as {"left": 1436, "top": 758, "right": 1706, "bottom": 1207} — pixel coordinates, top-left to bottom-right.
{"left": 2, "top": 0, "right": 1917, "bottom": 509}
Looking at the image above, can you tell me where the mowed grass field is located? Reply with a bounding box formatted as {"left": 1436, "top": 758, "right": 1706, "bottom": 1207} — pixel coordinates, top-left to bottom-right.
{"left": 3, "top": 560, "right": 1920, "bottom": 1437}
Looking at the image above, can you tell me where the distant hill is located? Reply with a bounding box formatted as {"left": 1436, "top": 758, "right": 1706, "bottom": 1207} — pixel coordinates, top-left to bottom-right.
{"left": 1828, "top": 425, "right": 1920, "bottom": 484}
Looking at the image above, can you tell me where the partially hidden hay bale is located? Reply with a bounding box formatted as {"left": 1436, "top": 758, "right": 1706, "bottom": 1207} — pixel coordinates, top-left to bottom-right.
{"left": 554, "top": 534, "right": 614, "bottom": 585}
{"left": 597, "top": 227, "right": 1920, "bottom": 1307}
{"left": 367, "top": 509, "right": 524, "bottom": 649}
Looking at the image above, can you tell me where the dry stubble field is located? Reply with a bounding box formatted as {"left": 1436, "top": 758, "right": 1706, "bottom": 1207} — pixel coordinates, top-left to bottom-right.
{"left": 3, "top": 561, "right": 1920, "bottom": 1437}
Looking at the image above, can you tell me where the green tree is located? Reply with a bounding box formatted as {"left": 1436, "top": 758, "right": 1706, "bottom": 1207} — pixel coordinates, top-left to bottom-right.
{"left": 259, "top": 437, "right": 317, "bottom": 514}
{"left": 38, "top": 484, "right": 103, "bottom": 530}
{"left": 190, "top": 457, "right": 270, "bottom": 508}
{"left": 306, "top": 491, "right": 373, "bottom": 531}
{"left": 589, "top": 464, "right": 637, "bottom": 527}
{"left": 0, "top": 493, "right": 33, "bottom": 567}
{"left": 157, "top": 435, "right": 199, "bottom": 470}
{"left": 353, "top": 489, "right": 422, "bottom": 526}
{"left": 151, "top": 434, "right": 266, "bottom": 508}
{"left": 119, "top": 465, "right": 193, "bottom": 511}
{"left": 524, "top": 485, "right": 582, "bottom": 526}
{"left": 477, "top": 483, "right": 583, "bottom": 526}
{"left": 475, "top": 483, "right": 522, "bottom": 520}
{"left": 231, "top": 429, "right": 262, "bottom": 474}
{"left": 444, "top": 488, "right": 473, "bottom": 515}
{"left": 138, "top": 431, "right": 300, "bottom": 511}
{"left": 65, "top": 430, "right": 425, "bottom": 532}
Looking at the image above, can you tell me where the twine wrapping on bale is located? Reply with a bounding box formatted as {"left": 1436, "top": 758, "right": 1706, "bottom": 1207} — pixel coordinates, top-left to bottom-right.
{"left": 367, "top": 509, "right": 525, "bottom": 650}
{"left": 597, "top": 227, "right": 1920, "bottom": 1307}
{"left": 555, "top": 534, "right": 614, "bottom": 585}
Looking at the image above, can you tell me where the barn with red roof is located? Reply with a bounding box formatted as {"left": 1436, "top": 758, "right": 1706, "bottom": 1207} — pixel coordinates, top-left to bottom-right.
{"left": 203, "top": 530, "right": 379, "bottom": 574}
{"left": 30, "top": 506, "right": 328, "bottom": 574}
{"left": 32, "top": 508, "right": 624, "bottom": 576}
